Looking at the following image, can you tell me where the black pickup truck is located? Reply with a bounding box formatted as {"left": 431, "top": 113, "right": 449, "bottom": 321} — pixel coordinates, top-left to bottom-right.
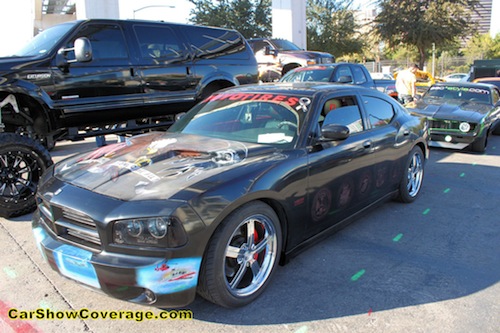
{"left": 280, "top": 63, "right": 398, "bottom": 99}
{"left": 0, "top": 19, "right": 258, "bottom": 217}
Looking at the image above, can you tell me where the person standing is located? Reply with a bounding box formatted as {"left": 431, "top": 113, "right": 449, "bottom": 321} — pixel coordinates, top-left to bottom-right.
{"left": 396, "top": 64, "right": 419, "bottom": 104}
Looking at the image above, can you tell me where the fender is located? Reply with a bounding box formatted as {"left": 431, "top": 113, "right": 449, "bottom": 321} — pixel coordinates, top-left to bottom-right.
{"left": 0, "top": 78, "right": 55, "bottom": 109}
{"left": 0, "top": 78, "right": 57, "bottom": 132}
{"left": 196, "top": 71, "right": 239, "bottom": 98}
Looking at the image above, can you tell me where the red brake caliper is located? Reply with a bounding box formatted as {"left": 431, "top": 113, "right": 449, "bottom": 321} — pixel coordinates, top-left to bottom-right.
{"left": 253, "top": 223, "right": 261, "bottom": 261}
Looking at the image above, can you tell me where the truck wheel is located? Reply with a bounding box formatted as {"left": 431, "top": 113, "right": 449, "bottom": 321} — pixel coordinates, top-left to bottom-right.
{"left": 0, "top": 133, "right": 53, "bottom": 218}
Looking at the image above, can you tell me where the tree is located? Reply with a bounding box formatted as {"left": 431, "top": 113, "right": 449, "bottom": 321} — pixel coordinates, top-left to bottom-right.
{"left": 307, "top": 0, "right": 364, "bottom": 57}
{"left": 188, "top": 0, "right": 271, "bottom": 39}
{"left": 463, "top": 33, "right": 500, "bottom": 62}
{"left": 374, "top": 0, "right": 479, "bottom": 68}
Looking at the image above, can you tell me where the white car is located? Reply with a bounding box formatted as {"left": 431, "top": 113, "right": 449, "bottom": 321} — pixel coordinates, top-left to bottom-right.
{"left": 443, "top": 73, "right": 469, "bottom": 82}
{"left": 370, "top": 72, "right": 394, "bottom": 80}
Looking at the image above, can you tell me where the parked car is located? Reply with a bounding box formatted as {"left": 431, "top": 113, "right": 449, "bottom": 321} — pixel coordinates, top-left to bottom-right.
{"left": 280, "top": 63, "right": 398, "bottom": 99}
{"left": 472, "top": 77, "right": 500, "bottom": 89}
{"left": 32, "top": 83, "right": 428, "bottom": 309}
{"left": 0, "top": 19, "right": 258, "bottom": 217}
{"left": 407, "top": 82, "right": 500, "bottom": 152}
{"left": 247, "top": 38, "right": 334, "bottom": 82}
{"left": 370, "top": 72, "right": 394, "bottom": 80}
{"left": 443, "top": 73, "right": 469, "bottom": 82}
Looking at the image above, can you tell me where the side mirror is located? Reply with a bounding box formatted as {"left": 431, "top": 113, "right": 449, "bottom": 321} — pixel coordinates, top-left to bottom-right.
{"left": 73, "top": 37, "right": 92, "bottom": 62}
{"left": 321, "top": 124, "right": 350, "bottom": 141}
{"left": 57, "top": 37, "right": 93, "bottom": 64}
{"left": 337, "top": 75, "right": 353, "bottom": 84}
{"left": 264, "top": 46, "right": 277, "bottom": 56}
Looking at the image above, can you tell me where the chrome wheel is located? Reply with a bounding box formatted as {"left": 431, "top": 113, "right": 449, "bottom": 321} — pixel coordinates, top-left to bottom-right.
{"left": 198, "top": 201, "right": 282, "bottom": 308}
{"left": 407, "top": 151, "right": 423, "bottom": 197}
{"left": 224, "top": 214, "right": 278, "bottom": 297}
{"left": 396, "top": 146, "right": 425, "bottom": 203}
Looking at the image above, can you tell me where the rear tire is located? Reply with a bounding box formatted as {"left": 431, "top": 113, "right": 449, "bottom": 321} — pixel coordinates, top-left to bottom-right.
{"left": 198, "top": 201, "right": 282, "bottom": 308}
{"left": 396, "top": 146, "right": 424, "bottom": 203}
{"left": 0, "top": 133, "right": 53, "bottom": 218}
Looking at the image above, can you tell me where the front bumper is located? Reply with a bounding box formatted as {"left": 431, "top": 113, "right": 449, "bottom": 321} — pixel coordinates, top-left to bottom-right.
{"left": 427, "top": 125, "right": 484, "bottom": 149}
{"left": 32, "top": 212, "right": 201, "bottom": 308}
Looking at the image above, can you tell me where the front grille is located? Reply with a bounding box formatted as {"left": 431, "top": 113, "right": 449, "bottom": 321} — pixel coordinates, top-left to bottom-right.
{"left": 429, "top": 119, "right": 477, "bottom": 132}
{"left": 318, "top": 57, "right": 333, "bottom": 64}
{"left": 38, "top": 198, "right": 102, "bottom": 251}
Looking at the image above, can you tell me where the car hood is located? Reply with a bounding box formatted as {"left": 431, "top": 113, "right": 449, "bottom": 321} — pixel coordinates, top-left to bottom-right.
{"left": 54, "top": 132, "right": 282, "bottom": 201}
{"left": 408, "top": 99, "right": 492, "bottom": 122}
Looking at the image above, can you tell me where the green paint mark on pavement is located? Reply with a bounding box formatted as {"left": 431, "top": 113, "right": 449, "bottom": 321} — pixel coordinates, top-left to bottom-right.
{"left": 443, "top": 188, "right": 451, "bottom": 193}
{"left": 423, "top": 208, "right": 431, "bottom": 215}
{"left": 294, "top": 326, "right": 308, "bottom": 333}
{"left": 39, "top": 300, "right": 52, "bottom": 309}
{"left": 3, "top": 267, "right": 17, "bottom": 279}
{"left": 351, "top": 269, "right": 366, "bottom": 281}
{"left": 393, "top": 233, "right": 403, "bottom": 242}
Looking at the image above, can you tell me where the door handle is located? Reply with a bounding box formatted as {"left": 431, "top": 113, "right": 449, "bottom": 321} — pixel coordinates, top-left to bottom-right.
{"left": 363, "top": 140, "right": 372, "bottom": 149}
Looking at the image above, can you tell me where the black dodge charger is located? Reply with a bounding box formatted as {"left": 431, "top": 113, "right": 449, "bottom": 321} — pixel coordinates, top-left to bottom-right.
{"left": 32, "top": 83, "right": 428, "bottom": 308}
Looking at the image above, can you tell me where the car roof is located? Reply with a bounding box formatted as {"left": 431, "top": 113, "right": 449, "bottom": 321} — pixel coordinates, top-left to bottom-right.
{"left": 432, "top": 81, "right": 497, "bottom": 90}
{"left": 473, "top": 77, "right": 500, "bottom": 82}
{"left": 216, "top": 82, "right": 387, "bottom": 98}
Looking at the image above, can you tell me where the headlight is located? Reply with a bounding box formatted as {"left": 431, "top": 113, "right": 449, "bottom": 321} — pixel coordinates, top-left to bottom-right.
{"left": 459, "top": 122, "right": 471, "bottom": 133}
{"left": 113, "top": 217, "right": 187, "bottom": 248}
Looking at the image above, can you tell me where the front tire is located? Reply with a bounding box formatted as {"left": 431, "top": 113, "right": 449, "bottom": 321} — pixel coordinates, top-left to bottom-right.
{"left": 0, "top": 133, "right": 53, "bottom": 218}
{"left": 470, "top": 133, "right": 487, "bottom": 153}
{"left": 198, "top": 201, "right": 282, "bottom": 308}
{"left": 396, "top": 146, "right": 424, "bottom": 203}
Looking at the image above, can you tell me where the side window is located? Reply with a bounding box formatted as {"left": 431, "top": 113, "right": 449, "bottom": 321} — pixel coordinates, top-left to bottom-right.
{"left": 334, "top": 66, "right": 354, "bottom": 83}
{"left": 492, "top": 89, "right": 499, "bottom": 104}
{"left": 321, "top": 96, "right": 364, "bottom": 134}
{"left": 183, "top": 27, "right": 247, "bottom": 59}
{"left": 251, "top": 40, "right": 269, "bottom": 53}
{"left": 134, "top": 25, "right": 184, "bottom": 60}
{"left": 72, "top": 24, "right": 128, "bottom": 60}
{"left": 362, "top": 96, "right": 395, "bottom": 128}
{"left": 352, "top": 66, "right": 368, "bottom": 84}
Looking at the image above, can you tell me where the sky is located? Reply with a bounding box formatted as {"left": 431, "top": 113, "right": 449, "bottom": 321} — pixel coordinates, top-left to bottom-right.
{"left": 0, "top": 0, "right": 498, "bottom": 56}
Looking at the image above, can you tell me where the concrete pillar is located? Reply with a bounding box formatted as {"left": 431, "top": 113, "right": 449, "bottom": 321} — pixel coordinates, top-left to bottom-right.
{"left": 75, "top": 0, "right": 120, "bottom": 19}
{"left": 271, "top": 0, "right": 307, "bottom": 49}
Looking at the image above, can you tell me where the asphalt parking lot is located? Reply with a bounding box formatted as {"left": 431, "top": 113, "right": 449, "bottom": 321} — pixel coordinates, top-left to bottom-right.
{"left": 1, "top": 135, "right": 499, "bottom": 333}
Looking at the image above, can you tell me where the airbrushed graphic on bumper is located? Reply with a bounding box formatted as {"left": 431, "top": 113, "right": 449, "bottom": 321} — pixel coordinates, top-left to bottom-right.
{"left": 32, "top": 225, "right": 201, "bottom": 299}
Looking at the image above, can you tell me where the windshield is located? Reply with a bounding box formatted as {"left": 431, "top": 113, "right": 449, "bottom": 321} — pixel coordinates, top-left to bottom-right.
{"left": 12, "top": 22, "right": 76, "bottom": 57}
{"left": 169, "top": 92, "right": 309, "bottom": 148}
{"left": 280, "top": 66, "right": 335, "bottom": 83}
{"left": 424, "top": 85, "right": 492, "bottom": 104}
{"left": 271, "top": 39, "right": 302, "bottom": 51}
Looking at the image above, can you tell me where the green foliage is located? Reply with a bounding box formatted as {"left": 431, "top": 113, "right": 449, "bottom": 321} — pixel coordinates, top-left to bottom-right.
{"left": 374, "top": 0, "right": 479, "bottom": 68}
{"left": 188, "top": 0, "right": 271, "bottom": 38}
{"left": 306, "top": 0, "right": 364, "bottom": 57}
{"left": 463, "top": 33, "right": 500, "bottom": 62}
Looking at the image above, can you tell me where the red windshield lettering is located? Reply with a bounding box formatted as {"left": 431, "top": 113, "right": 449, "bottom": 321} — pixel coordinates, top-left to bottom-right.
{"left": 272, "top": 95, "right": 287, "bottom": 102}
{"left": 286, "top": 97, "right": 300, "bottom": 107}
{"left": 260, "top": 94, "right": 274, "bottom": 101}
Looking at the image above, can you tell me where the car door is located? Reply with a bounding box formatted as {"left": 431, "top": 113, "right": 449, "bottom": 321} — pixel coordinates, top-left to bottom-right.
{"left": 132, "top": 24, "right": 195, "bottom": 105}
{"left": 51, "top": 22, "right": 143, "bottom": 122}
{"left": 305, "top": 93, "right": 376, "bottom": 237}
